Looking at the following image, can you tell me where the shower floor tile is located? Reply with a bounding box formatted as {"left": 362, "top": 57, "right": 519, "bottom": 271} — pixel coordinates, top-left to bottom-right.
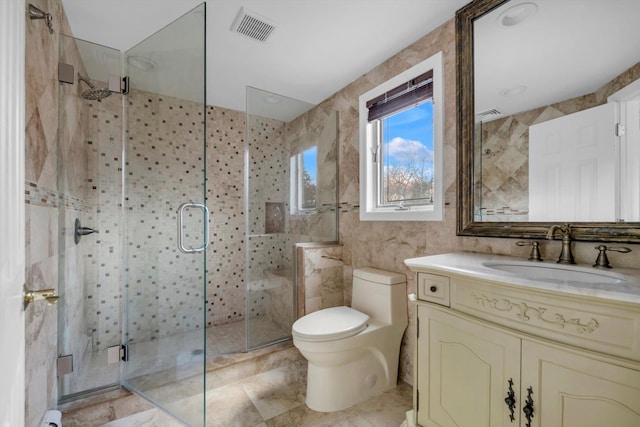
{"left": 65, "top": 318, "right": 289, "bottom": 397}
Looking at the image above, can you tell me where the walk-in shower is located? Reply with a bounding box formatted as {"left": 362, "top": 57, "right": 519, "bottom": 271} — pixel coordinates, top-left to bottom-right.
{"left": 57, "top": 4, "right": 207, "bottom": 425}
{"left": 56, "top": 4, "right": 338, "bottom": 426}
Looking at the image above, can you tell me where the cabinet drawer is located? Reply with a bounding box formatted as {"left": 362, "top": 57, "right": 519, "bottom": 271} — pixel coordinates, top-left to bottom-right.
{"left": 417, "top": 273, "right": 450, "bottom": 306}
{"left": 451, "top": 277, "right": 640, "bottom": 362}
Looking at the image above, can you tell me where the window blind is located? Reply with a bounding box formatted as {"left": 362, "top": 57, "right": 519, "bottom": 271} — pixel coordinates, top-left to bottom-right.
{"left": 366, "top": 70, "right": 433, "bottom": 122}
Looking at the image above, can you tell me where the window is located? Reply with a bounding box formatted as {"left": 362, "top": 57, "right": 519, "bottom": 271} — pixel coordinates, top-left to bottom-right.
{"left": 290, "top": 146, "right": 317, "bottom": 212}
{"left": 359, "top": 52, "right": 444, "bottom": 221}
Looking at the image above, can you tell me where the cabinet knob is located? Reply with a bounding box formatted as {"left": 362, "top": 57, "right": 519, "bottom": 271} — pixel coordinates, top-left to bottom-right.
{"left": 430, "top": 286, "right": 437, "bottom": 293}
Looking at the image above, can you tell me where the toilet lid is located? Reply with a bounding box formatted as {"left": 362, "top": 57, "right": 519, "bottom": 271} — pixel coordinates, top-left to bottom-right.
{"left": 292, "top": 306, "right": 369, "bottom": 342}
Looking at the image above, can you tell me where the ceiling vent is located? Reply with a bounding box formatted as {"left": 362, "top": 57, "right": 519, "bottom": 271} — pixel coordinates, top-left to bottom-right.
{"left": 476, "top": 108, "right": 502, "bottom": 119}
{"left": 230, "top": 7, "right": 277, "bottom": 43}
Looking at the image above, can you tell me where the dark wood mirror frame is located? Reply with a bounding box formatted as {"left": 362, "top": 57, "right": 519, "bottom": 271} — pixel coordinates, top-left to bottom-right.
{"left": 455, "top": 0, "right": 640, "bottom": 243}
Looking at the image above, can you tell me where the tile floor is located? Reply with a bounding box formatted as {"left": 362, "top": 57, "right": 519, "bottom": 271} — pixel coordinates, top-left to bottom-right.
{"left": 62, "top": 321, "right": 412, "bottom": 427}
{"left": 107, "top": 369, "right": 411, "bottom": 427}
{"left": 64, "top": 355, "right": 412, "bottom": 427}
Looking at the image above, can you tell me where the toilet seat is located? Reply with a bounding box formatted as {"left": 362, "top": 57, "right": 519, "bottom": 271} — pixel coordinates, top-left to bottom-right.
{"left": 292, "top": 306, "right": 369, "bottom": 342}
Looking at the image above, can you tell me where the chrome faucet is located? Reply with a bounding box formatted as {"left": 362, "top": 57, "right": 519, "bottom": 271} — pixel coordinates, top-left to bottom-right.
{"left": 546, "top": 223, "right": 575, "bottom": 264}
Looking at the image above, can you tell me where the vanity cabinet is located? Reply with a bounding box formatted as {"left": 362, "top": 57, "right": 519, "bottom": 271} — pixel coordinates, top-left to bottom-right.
{"left": 412, "top": 270, "right": 640, "bottom": 427}
{"left": 416, "top": 305, "right": 520, "bottom": 426}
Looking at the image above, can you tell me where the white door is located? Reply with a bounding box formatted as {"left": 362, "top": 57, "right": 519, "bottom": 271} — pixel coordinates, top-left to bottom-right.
{"left": 618, "top": 99, "right": 640, "bottom": 221}
{"left": 529, "top": 102, "right": 618, "bottom": 221}
{"left": 0, "top": 0, "right": 26, "bottom": 426}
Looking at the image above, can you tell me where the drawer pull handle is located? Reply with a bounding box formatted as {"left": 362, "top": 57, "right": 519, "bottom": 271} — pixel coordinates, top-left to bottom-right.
{"left": 505, "top": 378, "right": 516, "bottom": 422}
{"left": 430, "top": 286, "right": 438, "bottom": 293}
{"left": 523, "top": 386, "right": 534, "bottom": 427}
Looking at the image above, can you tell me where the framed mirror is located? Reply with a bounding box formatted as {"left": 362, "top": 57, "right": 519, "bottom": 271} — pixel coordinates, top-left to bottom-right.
{"left": 456, "top": 0, "right": 640, "bottom": 242}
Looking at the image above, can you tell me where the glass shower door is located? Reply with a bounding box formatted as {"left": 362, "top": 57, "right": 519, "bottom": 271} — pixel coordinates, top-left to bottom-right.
{"left": 57, "top": 36, "right": 123, "bottom": 400}
{"left": 245, "top": 87, "right": 338, "bottom": 350}
{"left": 122, "top": 4, "right": 207, "bottom": 426}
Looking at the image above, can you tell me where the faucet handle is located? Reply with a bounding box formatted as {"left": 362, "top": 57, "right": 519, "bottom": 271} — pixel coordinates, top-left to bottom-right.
{"left": 516, "top": 241, "right": 543, "bottom": 262}
{"left": 593, "top": 245, "right": 632, "bottom": 269}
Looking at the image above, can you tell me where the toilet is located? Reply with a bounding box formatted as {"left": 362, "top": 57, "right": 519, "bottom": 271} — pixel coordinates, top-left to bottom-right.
{"left": 292, "top": 267, "right": 408, "bottom": 412}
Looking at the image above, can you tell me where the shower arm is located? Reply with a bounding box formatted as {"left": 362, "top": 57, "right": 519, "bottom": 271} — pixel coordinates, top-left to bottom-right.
{"left": 28, "top": 4, "right": 54, "bottom": 34}
{"left": 78, "top": 73, "right": 96, "bottom": 89}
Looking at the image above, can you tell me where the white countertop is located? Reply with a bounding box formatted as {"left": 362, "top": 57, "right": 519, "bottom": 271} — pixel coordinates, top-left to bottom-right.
{"left": 404, "top": 252, "right": 640, "bottom": 305}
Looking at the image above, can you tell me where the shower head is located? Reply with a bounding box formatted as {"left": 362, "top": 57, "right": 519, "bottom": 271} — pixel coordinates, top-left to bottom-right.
{"left": 82, "top": 87, "right": 113, "bottom": 101}
{"left": 77, "top": 73, "right": 112, "bottom": 101}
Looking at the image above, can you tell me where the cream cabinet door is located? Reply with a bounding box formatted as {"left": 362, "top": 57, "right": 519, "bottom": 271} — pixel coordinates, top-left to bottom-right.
{"left": 521, "top": 340, "right": 640, "bottom": 427}
{"left": 416, "top": 306, "right": 521, "bottom": 427}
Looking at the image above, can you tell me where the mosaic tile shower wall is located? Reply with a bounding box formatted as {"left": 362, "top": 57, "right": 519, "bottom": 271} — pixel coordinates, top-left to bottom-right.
{"left": 123, "top": 90, "right": 207, "bottom": 345}
{"left": 246, "top": 115, "right": 292, "bottom": 328}
{"left": 67, "top": 93, "right": 249, "bottom": 352}
{"left": 60, "top": 87, "right": 338, "bottom": 356}
{"left": 205, "top": 106, "right": 246, "bottom": 327}
{"left": 83, "top": 92, "right": 122, "bottom": 352}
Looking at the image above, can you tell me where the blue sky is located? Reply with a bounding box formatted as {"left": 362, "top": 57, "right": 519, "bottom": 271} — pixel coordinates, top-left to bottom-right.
{"left": 302, "top": 146, "right": 317, "bottom": 182}
{"left": 383, "top": 101, "right": 434, "bottom": 168}
{"left": 300, "top": 101, "right": 433, "bottom": 183}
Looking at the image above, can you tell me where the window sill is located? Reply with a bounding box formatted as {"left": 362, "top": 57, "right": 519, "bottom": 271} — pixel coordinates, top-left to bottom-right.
{"left": 359, "top": 205, "right": 443, "bottom": 222}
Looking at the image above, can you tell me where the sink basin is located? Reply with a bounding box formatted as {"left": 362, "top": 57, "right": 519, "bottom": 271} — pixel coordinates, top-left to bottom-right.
{"left": 482, "top": 262, "right": 626, "bottom": 285}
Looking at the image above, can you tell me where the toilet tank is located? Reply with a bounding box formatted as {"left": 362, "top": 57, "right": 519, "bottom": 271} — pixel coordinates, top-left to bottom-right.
{"left": 352, "top": 267, "right": 407, "bottom": 325}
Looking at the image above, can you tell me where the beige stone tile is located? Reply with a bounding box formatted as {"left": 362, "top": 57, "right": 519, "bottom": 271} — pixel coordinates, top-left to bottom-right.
{"left": 356, "top": 382, "right": 413, "bottom": 426}
{"left": 204, "top": 382, "right": 263, "bottom": 427}
{"left": 240, "top": 365, "right": 306, "bottom": 421}
{"left": 264, "top": 404, "right": 374, "bottom": 427}
{"left": 264, "top": 382, "right": 411, "bottom": 427}
{"left": 102, "top": 408, "right": 185, "bottom": 427}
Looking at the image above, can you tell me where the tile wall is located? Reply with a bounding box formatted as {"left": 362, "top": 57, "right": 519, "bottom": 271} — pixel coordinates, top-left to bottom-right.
{"left": 296, "top": 244, "right": 344, "bottom": 317}
{"left": 313, "top": 18, "right": 640, "bottom": 385}
{"left": 24, "top": 0, "right": 81, "bottom": 424}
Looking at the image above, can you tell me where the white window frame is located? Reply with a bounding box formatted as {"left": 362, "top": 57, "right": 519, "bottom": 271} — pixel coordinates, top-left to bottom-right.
{"left": 359, "top": 51, "right": 444, "bottom": 221}
{"left": 289, "top": 148, "right": 318, "bottom": 214}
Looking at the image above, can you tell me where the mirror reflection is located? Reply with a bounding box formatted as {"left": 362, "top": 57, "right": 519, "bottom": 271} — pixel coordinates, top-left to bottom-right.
{"left": 473, "top": 0, "right": 640, "bottom": 223}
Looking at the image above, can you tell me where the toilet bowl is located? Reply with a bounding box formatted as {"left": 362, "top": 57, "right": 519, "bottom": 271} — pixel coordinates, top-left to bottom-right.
{"left": 292, "top": 267, "right": 408, "bottom": 412}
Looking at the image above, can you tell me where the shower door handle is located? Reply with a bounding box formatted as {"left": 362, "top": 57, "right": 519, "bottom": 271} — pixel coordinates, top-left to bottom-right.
{"left": 177, "top": 202, "right": 210, "bottom": 254}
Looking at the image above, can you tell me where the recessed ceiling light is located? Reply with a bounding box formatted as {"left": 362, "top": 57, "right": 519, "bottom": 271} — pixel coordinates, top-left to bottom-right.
{"left": 500, "top": 85, "right": 527, "bottom": 97}
{"left": 263, "top": 95, "right": 283, "bottom": 104}
{"left": 497, "top": 2, "right": 538, "bottom": 27}
{"left": 127, "top": 56, "right": 157, "bottom": 71}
